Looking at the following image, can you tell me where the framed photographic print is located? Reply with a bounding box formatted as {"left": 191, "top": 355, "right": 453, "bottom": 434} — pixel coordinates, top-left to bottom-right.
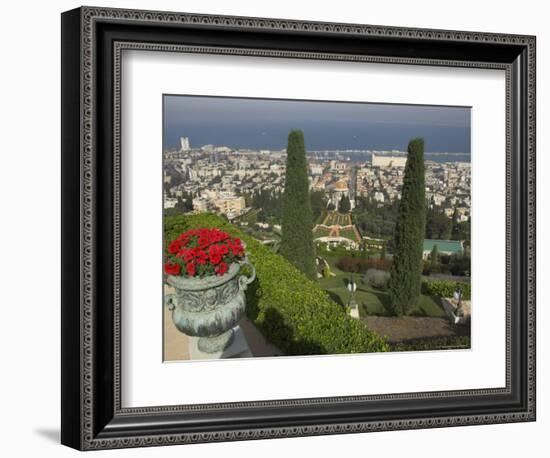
{"left": 61, "top": 6, "right": 536, "bottom": 450}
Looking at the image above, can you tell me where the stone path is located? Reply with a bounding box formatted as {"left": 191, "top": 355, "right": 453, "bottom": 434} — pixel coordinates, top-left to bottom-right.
{"left": 163, "top": 307, "right": 190, "bottom": 361}
{"left": 163, "top": 307, "right": 281, "bottom": 361}
{"left": 239, "top": 319, "right": 283, "bottom": 357}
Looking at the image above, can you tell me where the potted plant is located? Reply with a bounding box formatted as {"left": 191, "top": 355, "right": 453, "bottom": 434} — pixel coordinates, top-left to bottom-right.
{"left": 164, "top": 228, "right": 255, "bottom": 354}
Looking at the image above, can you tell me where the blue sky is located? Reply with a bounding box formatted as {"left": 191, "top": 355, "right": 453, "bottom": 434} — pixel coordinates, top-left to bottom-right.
{"left": 163, "top": 95, "right": 471, "bottom": 154}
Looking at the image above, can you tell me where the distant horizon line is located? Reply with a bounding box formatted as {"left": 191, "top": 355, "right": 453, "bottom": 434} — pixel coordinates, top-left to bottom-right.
{"left": 163, "top": 145, "right": 470, "bottom": 155}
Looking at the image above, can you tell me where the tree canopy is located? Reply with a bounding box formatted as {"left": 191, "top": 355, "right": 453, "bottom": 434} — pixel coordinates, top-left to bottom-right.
{"left": 338, "top": 194, "right": 351, "bottom": 213}
{"left": 387, "top": 138, "right": 426, "bottom": 315}
{"left": 280, "top": 130, "right": 317, "bottom": 280}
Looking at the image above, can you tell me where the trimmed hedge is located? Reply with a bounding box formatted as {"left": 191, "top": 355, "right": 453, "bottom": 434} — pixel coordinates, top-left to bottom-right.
{"left": 390, "top": 335, "right": 470, "bottom": 352}
{"left": 165, "top": 213, "right": 389, "bottom": 355}
{"left": 336, "top": 256, "right": 392, "bottom": 273}
{"left": 421, "top": 279, "right": 471, "bottom": 300}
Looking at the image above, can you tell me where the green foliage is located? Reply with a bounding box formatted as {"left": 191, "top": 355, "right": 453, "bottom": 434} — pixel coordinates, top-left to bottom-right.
{"left": 165, "top": 212, "right": 389, "bottom": 355}
{"left": 425, "top": 207, "right": 452, "bottom": 240}
{"left": 339, "top": 228, "right": 358, "bottom": 241}
{"left": 449, "top": 254, "right": 471, "bottom": 276}
{"left": 256, "top": 209, "right": 267, "bottom": 223}
{"left": 338, "top": 194, "right": 351, "bottom": 213}
{"left": 380, "top": 242, "right": 387, "bottom": 260}
{"left": 322, "top": 265, "right": 332, "bottom": 278}
{"left": 388, "top": 138, "right": 426, "bottom": 315}
{"left": 453, "top": 219, "right": 471, "bottom": 247}
{"left": 174, "top": 191, "right": 193, "bottom": 213}
{"left": 324, "top": 211, "right": 351, "bottom": 226}
{"left": 280, "top": 130, "right": 317, "bottom": 280}
{"left": 430, "top": 244, "right": 439, "bottom": 267}
{"left": 316, "top": 244, "right": 365, "bottom": 258}
{"left": 244, "top": 189, "right": 283, "bottom": 221}
{"left": 313, "top": 226, "right": 332, "bottom": 237}
{"left": 365, "top": 269, "right": 390, "bottom": 290}
{"left": 390, "top": 335, "right": 470, "bottom": 352}
{"left": 353, "top": 196, "right": 399, "bottom": 238}
{"left": 310, "top": 190, "right": 328, "bottom": 223}
{"left": 421, "top": 280, "right": 471, "bottom": 300}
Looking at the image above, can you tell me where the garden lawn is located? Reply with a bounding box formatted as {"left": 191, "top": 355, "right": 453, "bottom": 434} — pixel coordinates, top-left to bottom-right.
{"left": 318, "top": 252, "right": 445, "bottom": 318}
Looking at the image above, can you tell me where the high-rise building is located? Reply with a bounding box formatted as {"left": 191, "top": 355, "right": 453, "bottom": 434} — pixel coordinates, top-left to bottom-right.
{"left": 179, "top": 136, "right": 190, "bottom": 151}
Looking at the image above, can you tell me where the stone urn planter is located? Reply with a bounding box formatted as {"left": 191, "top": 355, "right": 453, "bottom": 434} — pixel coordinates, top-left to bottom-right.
{"left": 166, "top": 257, "right": 256, "bottom": 353}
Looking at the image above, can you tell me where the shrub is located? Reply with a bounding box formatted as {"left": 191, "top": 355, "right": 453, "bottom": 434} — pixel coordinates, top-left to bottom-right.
{"left": 367, "top": 258, "right": 392, "bottom": 271}
{"left": 390, "top": 335, "right": 470, "bottom": 352}
{"left": 336, "top": 256, "right": 365, "bottom": 273}
{"left": 365, "top": 269, "right": 390, "bottom": 290}
{"left": 421, "top": 279, "right": 471, "bottom": 300}
{"left": 422, "top": 261, "right": 432, "bottom": 276}
{"left": 449, "top": 254, "right": 471, "bottom": 276}
{"left": 322, "top": 265, "right": 332, "bottom": 278}
{"left": 422, "top": 260, "right": 451, "bottom": 276}
{"left": 165, "top": 213, "right": 389, "bottom": 355}
{"left": 337, "top": 256, "right": 392, "bottom": 273}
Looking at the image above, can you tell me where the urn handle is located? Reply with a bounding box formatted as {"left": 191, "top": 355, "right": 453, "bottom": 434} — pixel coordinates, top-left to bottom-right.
{"left": 238, "top": 257, "right": 256, "bottom": 291}
{"left": 165, "top": 293, "right": 177, "bottom": 311}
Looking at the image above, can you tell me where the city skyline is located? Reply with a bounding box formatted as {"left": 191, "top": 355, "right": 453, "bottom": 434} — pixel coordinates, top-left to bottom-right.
{"left": 164, "top": 95, "right": 471, "bottom": 154}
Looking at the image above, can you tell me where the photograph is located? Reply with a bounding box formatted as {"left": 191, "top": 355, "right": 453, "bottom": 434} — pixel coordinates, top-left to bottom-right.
{"left": 54, "top": 2, "right": 537, "bottom": 452}
{"left": 162, "top": 95, "right": 472, "bottom": 361}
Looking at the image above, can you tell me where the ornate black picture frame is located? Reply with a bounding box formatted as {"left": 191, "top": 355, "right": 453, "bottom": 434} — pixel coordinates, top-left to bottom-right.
{"left": 61, "top": 6, "right": 536, "bottom": 451}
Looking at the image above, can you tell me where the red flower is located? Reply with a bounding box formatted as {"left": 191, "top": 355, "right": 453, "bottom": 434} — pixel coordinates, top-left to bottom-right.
{"left": 164, "top": 262, "right": 181, "bottom": 276}
{"left": 194, "top": 248, "right": 208, "bottom": 262}
{"left": 228, "top": 238, "right": 244, "bottom": 257}
{"left": 215, "top": 262, "right": 228, "bottom": 276}
{"left": 166, "top": 228, "right": 244, "bottom": 278}
{"left": 176, "top": 248, "right": 194, "bottom": 262}
{"left": 168, "top": 240, "right": 181, "bottom": 254}
{"left": 176, "top": 233, "right": 191, "bottom": 246}
{"left": 186, "top": 262, "right": 196, "bottom": 277}
{"left": 198, "top": 236, "right": 210, "bottom": 249}
{"left": 208, "top": 245, "right": 223, "bottom": 265}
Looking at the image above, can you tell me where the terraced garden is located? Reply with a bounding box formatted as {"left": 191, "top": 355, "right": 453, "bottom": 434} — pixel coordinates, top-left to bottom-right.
{"left": 322, "top": 211, "right": 352, "bottom": 226}
{"left": 318, "top": 251, "right": 445, "bottom": 318}
{"left": 339, "top": 228, "right": 360, "bottom": 242}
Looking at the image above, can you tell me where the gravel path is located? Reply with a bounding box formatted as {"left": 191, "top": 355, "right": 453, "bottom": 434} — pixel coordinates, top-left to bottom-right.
{"left": 362, "top": 316, "right": 466, "bottom": 343}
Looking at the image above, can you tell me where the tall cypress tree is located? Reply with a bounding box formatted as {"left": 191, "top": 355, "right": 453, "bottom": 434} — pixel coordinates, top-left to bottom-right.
{"left": 280, "top": 130, "right": 317, "bottom": 280}
{"left": 388, "top": 138, "right": 426, "bottom": 315}
{"left": 430, "top": 244, "right": 439, "bottom": 268}
{"left": 338, "top": 194, "right": 351, "bottom": 213}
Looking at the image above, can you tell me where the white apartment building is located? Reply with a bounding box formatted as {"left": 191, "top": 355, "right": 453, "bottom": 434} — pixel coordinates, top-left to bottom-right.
{"left": 372, "top": 153, "right": 407, "bottom": 168}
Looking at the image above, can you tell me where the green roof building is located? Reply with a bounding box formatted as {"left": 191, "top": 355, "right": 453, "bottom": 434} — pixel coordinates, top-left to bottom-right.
{"left": 422, "top": 239, "right": 463, "bottom": 259}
